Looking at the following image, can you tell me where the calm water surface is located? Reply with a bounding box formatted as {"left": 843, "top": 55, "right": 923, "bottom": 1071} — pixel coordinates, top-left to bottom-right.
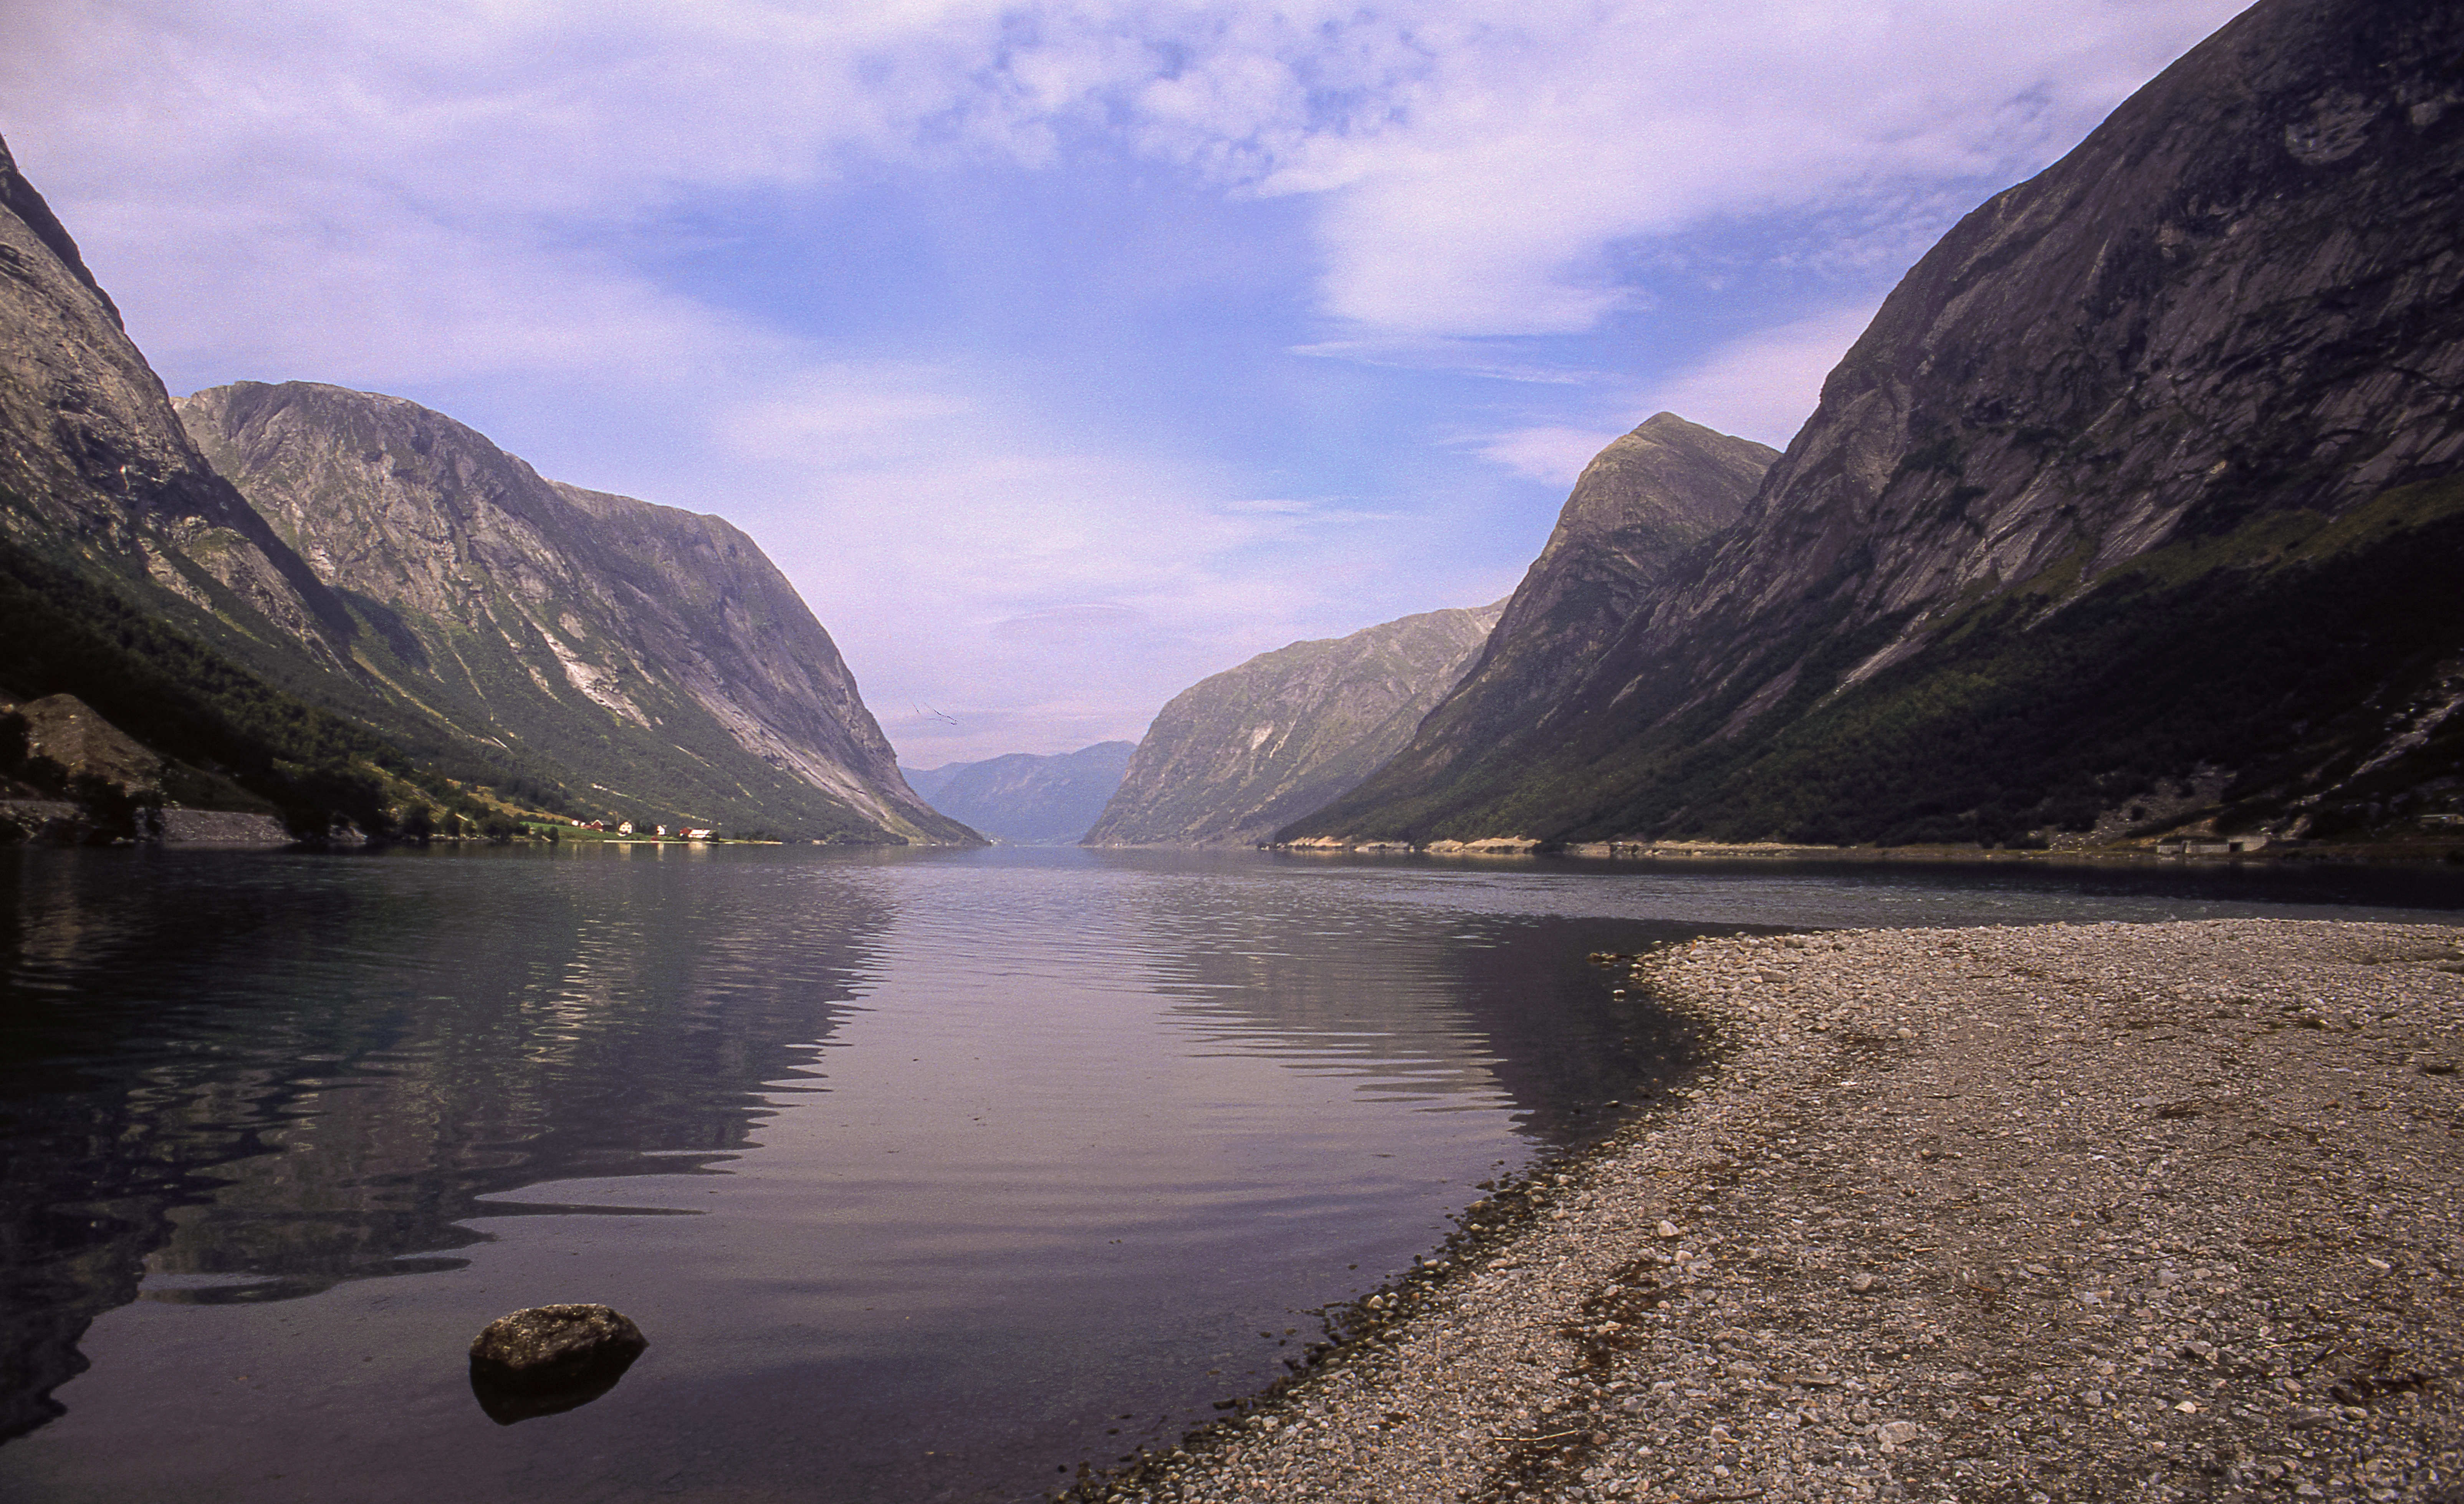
{"left": 3, "top": 845, "right": 2460, "bottom": 1502}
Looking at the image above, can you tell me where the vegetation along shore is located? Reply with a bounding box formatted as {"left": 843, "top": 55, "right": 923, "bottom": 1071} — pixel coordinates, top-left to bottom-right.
{"left": 1073, "top": 919, "right": 2463, "bottom": 1504}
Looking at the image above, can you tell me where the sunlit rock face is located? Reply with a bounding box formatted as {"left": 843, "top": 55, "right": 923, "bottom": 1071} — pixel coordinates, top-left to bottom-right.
{"left": 175, "top": 381, "right": 977, "bottom": 845}
{"left": 1291, "top": 0, "right": 2464, "bottom": 851}
{"left": 0, "top": 132, "right": 966, "bottom": 844}
{"left": 1084, "top": 603, "right": 1504, "bottom": 847}
{"left": 0, "top": 137, "right": 352, "bottom": 670}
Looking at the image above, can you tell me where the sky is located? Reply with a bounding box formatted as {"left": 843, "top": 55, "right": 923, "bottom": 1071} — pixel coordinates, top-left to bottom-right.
{"left": 2, "top": 0, "right": 2253, "bottom": 766}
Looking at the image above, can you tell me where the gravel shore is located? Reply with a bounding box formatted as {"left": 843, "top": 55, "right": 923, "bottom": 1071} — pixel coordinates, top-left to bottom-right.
{"left": 1082, "top": 919, "right": 2464, "bottom": 1504}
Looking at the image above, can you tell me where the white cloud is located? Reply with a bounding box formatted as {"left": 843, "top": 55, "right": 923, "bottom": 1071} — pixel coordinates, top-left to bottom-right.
{"left": 1639, "top": 303, "right": 1886, "bottom": 451}
{"left": 713, "top": 370, "right": 974, "bottom": 466}
{"left": 697, "top": 367, "right": 1443, "bottom": 762}
{"left": 1471, "top": 426, "right": 1627, "bottom": 487}
{"left": 1287, "top": 335, "right": 1617, "bottom": 387}
{"left": 6, "top": 0, "right": 2255, "bottom": 369}
{"left": 1243, "top": 0, "right": 2255, "bottom": 337}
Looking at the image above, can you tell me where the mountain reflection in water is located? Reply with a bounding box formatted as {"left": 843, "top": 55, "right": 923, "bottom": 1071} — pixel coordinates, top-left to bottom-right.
{"left": 0, "top": 845, "right": 1709, "bottom": 1503}
{"left": 5, "top": 844, "right": 2455, "bottom": 1504}
{"left": 0, "top": 846, "right": 886, "bottom": 1437}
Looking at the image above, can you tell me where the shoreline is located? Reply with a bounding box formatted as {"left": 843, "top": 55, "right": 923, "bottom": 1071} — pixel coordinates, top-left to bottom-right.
{"left": 1076, "top": 919, "right": 2463, "bottom": 1503}
{"left": 1271, "top": 839, "right": 2464, "bottom": 869}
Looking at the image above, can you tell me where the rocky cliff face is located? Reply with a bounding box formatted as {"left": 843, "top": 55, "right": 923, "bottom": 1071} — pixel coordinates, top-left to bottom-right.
{"left": 0, "top": 130, "right": 960, "bottom": 845}
{"left": 903, "top": 740, "right": 1135, "bottom": 844}
{"left": 1086, "top": 603, "right": 1501, "bottom": 846}
{"left": 0, "top": 138, "right": 352, "bottom": 669}
{"left": 176, "top": 382, "right": 974, "bottom": 844}
{"left": 0, "top": 134, "right": 457, "bottom": 839}
{"left": 1292, "top": 0, "right": 2464, "bottom": 849}
{"left": 1305, "top": 414, "right": 1771, "bottom": 828}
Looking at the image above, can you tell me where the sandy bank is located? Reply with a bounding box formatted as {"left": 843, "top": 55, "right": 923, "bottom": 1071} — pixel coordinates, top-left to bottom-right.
{"left": 1084, "top": 919, "right": 2463, "bottom": 1504}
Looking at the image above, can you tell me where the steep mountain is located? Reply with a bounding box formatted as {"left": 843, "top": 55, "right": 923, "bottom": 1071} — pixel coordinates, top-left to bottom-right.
{"left": 901, "top": 740, "right": 1135, "bottom": 844}
{"left": 0, "top": 144, "right": 323, "bottom": 631}
{"left": 1308, "top": 413, "right": 1772, "bottom": 830}
{"left": 0, "top": 136, "right": 961, "bottom": 845}
{"left": 0, "top": 131, "right": 963, "bottom": 845}
{"left": 1289, "top": 0, "right": 2464, "bottom": 851}
{"left": 176, "top": 382, "right": 972, "bottom": 844}
{"left": 1085, "top": 603, "right": 1502, "bottom": 846}
{"left": 0, "top": 134, "right": 488, "bottom": 837}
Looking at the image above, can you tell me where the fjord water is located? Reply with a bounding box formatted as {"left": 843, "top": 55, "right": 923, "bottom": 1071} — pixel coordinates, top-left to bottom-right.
{"left": 3, "top": 847, "right": 2459, "bottom": 1503}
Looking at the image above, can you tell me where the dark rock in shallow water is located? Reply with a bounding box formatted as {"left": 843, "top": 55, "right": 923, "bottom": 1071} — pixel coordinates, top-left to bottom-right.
{"left": 468, "top": 1304, "right": 647, "bottom": 1425}
{"left": 470, "top": 1303, "right": 648, "bottom": 1373}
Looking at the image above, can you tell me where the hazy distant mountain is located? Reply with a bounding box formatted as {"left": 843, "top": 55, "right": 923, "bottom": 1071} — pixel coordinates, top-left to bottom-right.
{"left": 1084, "top": 603, "right": 1501, "bottom": 846}
{"left": 901, "top": 740, "right": 1134, "bottom": 844}
{"left": 1289, "top": 0, "right": 2464, "bottom": 851}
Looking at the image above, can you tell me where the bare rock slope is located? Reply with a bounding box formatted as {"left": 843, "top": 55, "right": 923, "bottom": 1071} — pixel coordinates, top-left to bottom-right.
{"left": 1086, "top": 604, "right": 1501, "bottom": 847}
{"left": 178, "top": 382, "right": 970, "bottom": 843}
{"left": 0, "top": 137, "right": 356, "bottom": 678}
{"left": 1291, "top": 0, "right": 2464, "bottom": 850}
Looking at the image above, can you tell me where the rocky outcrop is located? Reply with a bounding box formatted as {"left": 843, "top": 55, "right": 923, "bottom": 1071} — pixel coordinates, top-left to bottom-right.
{"left": 9, "top": 694, "right": 167, "bottom": 796}
{"left": 1289, "top": 0, "right": 2464, "bottom": 850}
{"left": 1086, "top": 604, "right": 1501, "bottom": 846}
{"left": 1300, "top": 414, "right": 1771, "bottom": 833}
{"left": 171, "top": 383, "right": 973, "bottom": 844}
{"left": 468, "top": 1303, "right": 647, "bottom": 1424}
{"left": 0, "top": 694, "right": 277, "bottom": 842}
{"left": 0, "top": 137, "right": 354, "bottom": 671}
{"left": 904, "top": 740, "right": 1134, "bottom": 844}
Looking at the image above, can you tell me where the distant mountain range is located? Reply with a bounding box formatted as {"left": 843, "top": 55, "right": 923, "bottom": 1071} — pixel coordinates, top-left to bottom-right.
{"left": 902, "top": 741, "right": 1134, "bottom": 844}
{"left": 1084, "top": 603, "right": 1502, "bottom": 846}
{"left": 0, "top": 135, "right": 972, "bottom": 846}
{"left": 1289, "top": 0, "right": 2464, "bottom": 852}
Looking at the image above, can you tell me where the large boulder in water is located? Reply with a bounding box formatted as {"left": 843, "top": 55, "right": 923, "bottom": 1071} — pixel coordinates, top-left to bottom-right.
{"left": 468, "top": 1304, "right": 647, "bottom": 1425}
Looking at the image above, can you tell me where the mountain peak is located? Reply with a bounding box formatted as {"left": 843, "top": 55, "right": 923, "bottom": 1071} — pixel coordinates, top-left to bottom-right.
{"left": 1286, "top": 0, "right": 2464, "bottom": 852}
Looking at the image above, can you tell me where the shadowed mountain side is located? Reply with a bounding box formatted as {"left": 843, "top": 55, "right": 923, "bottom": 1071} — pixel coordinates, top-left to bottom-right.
{"left": 1292, "top": 414, "right": 1772, "bottom": 839}
{"left": 1086, "top": 603, "right": 1503, "bottom": 847}
{"left": 177, "top": 382, "right": 976, "bottom": 845}
{"left": 1287, "top": 0, "right": 2464, "bottom": 851}
{"left": 902, "top": 741, "right": 1134, "bottom": 844}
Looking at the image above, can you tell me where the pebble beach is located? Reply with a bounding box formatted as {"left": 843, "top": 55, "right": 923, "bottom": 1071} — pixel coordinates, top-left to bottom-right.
{"left": 1078, "top": 919, "right": 2464, "bottom": 1504}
